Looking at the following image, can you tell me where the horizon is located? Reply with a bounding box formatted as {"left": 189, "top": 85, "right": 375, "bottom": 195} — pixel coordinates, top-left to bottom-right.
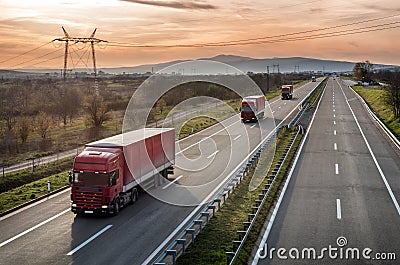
{"left": 1, "top": 0, "right": 400, "bottom": 70}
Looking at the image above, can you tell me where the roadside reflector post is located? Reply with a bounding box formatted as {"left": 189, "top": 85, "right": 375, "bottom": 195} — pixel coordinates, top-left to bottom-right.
{"left": 47, "top": 181, "right": 51, "bottom": 193}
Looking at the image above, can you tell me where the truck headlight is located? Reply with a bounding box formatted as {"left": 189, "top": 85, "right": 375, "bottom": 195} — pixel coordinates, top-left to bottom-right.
{"left": 71, "top": 203, "right": 77, "bottom": 207}
{"left": 102, "top": 205, "right": 108, "bottom": 209}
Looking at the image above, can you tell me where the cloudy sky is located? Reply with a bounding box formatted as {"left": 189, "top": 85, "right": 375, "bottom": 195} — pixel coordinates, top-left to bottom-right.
{"left": 0, "top": 0, "right": 399, "bottom": 69}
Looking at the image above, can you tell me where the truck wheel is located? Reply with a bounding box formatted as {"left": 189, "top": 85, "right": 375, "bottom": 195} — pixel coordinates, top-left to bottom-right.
{"left": 113, "top": 199, "right": 120, "bottom": 216}
{"left": 130, "top": 188, "right": 138, "bottom": 204}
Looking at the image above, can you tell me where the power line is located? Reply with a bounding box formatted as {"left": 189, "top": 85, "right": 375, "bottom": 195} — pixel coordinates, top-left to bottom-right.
{"left": 0, "top": 41, "right": 53, "bottom": 65}
{"left": 107, "top": 13, "right": 400, "bottom": 48}
{"left": 8, "top": 47, "right": 64, "bottom": 69}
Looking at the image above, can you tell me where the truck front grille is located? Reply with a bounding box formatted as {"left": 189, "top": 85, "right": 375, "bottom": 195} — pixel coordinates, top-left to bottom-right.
{"left": 74, "top": 188, "right": 103, "bottom": 209}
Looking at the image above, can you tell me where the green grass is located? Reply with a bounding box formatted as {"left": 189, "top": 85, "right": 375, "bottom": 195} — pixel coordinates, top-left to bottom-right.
{"left": 352, "top": 86, "right": 400, "bottom": 138}
{"left": 0, "top": 158, "right": 73, "bottom": 193}
{"left": 0, "top": 170, "right": 70, "bottom": 213}
{"left": 176, "top": 127, "right": 302, "bottom": 265}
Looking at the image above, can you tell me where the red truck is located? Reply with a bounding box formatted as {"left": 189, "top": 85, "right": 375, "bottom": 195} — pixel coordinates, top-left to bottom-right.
{"left": 241, "top": 95, "right": 265, "bottom": 122}
{"left": 281, "top": 85, "right": 293, "bottom": 100}
{"left": 70, "top": 128, "right": 175, "bottom": 216}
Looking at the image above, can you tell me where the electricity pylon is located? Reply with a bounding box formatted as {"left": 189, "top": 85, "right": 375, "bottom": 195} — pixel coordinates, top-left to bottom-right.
{"left": 53, "top": 27, "right": 107, "bottom": 93}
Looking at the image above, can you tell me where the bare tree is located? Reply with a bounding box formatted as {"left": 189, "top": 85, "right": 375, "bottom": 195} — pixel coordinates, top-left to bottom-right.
{"left": 353, "top": 61, "right": 374, "bottom": 82}
{"left": 385, "top": 72, "right": 400, "bottom": 119}
{"left": 156, "top": 98, "right": 167, "bottom": 114}
{"left": 36, "top": 111, "right": 51, "bottom": 139}
{"left": 17, "top": 117, "right": 30, "bottom": 143}
{"left": 84, "top": 94, "right": 109, "bottom": 127}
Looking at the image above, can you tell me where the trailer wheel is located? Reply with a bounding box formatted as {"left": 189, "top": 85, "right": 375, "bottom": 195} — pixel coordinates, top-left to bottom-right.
{"left": 130, "top": 188, "right": 138, "bottom": 204}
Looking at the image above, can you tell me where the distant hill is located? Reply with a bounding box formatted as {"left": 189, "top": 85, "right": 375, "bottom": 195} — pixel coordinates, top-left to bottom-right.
{"left": 10, "top": 55, "right": 399, "bottom": 75}
{"left": 99, "top": 55, "right": 397, "bottom": 74}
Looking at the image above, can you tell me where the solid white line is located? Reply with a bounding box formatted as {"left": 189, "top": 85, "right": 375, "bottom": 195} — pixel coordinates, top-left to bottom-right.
{"left": 207, "top": 150, "right": 219, "bottom": 159}
{"left": 233, "top": 135, "right": 242, "bottom": 141}
{"left": 337, "top": 80, "right": 400, "bottom": 216}
{"left": 336, "top": 199, "right": 342, "bottom": 220}
{"left": 176, "top": 120, "right": 239, "bottom": 155}
{"left": 143, "top": 81, "right": 321, "bottom": 265}
{"left": 334, "top": 130, "right": 337, "bottom": 135}
{"left": 0, "top": 188, "right": 71, "bottom": 221}
{"left": 0, "top": 209, "right": 70, "bottom": 248}
{"left": 334, "top": 143, "right": 337, "bottom": 151}
{"left": 252, "top": 82, "right": 326, "bottom": 265}
{"left": 67, "top": 225, "right": 113, "bottom": 255}
{"left": 250, "top": 124, "right": 256, "bottom": 129}
{"left": 162, "top": 175, "right": 183, "bottom": 190}
{"left": 335, "top": 163, "right": 339, "bottom": 175}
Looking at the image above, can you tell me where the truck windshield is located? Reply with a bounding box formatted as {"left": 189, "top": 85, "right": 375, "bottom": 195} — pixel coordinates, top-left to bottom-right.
{"left": 241, "top": 106, "right": 254, "bottom": 112}
{"left": 73, "top": 172, "right": 109, "bottom": 187}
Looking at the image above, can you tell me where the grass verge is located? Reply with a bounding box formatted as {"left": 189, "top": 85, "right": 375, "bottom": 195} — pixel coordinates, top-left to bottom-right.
{"left": 0, "top": 170, "right": 70, "bottom": 213}
{"left": 352, "top": 86, "right": 400, "bottom": 138}
{"left": 176, "top": 127, "right": 302, "bottom": 265}
{"left": 0, "top": 158, "right": 73, "bottom": 193}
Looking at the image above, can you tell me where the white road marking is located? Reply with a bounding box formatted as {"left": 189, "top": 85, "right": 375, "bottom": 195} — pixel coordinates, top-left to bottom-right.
{"left": 334, "top": 120, "right": 336, "bottom": 125}
{"left": 333, "top": 109, "right": 335, "bottom": 112}
{"left": 143, "top": 82, "right": 323, "bottom": 265}
{"left": 0, "top": 209, "right": 70, "bottom": 248}
{"left": 162, "top": 175, "right": 183, "bottom": 190}
{"left": 334, "top": 130, "right": 337, "bottom": 135}
{"left": 250, "top": 124, "right": 256, "bottom": 129}
{"left": 336, "top": 199, "right": 342, "bottom": 220}
{"left": 67, "top": 225, "right": 113, "bottom": 255}
{"left": 207, "top": 150, "right": 219, "bottom": 159}
{"left": 337, "top": 80, "right": 400, "bottom": 216}
{"left": 233, "top": 135, "right": 242, "bottom": 141}
{"left": 252, "top": 82, "right": 326, "bottom": 265}
{"left": 334, "top": 114, "right": 336, "bottom": 118}
{"left": 334, "top": 143, "right": 337, "bottom": 150}
{"left": 272, "top": 111, "right": 275, "bottom": 113}
{"left": 335, "top": 163, "right": 339, "bottom": 174}
{"left": 278, "top": 106, "right": 281, "bottom": 109}
{"left": 176, "top": 120, "right": 239, "bottom": 155}
{"left": 0, "top": 188, "right": 71, "bottom": 221}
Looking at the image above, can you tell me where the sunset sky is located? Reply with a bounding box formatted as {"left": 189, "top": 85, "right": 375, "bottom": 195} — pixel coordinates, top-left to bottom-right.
{"left": 1, "top": 0, "right": 400, "bottom": 70}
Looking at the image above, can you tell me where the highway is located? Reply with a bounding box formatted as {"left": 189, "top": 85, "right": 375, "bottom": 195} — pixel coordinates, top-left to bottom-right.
{"left": 253, "top": 77, "right": 400, "bottom": 264}
{"left": 0, "top": 80, "right": 320, "bottom": 265}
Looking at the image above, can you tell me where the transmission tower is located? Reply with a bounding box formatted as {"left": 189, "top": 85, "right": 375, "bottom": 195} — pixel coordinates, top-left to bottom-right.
{"left": 53, "top": 27, "right": 107, "bottom": 94}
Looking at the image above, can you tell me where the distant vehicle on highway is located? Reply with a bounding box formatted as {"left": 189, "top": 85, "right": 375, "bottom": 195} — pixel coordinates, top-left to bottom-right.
{"left": 70, "top": 128, "right": 175, "bottom": 216}
{"left": 311, "top": 76, "right": 317, "bottom": 82}
{"left": 281, "top": 85, "right": 294, "bottom": 100}
{"left": 240, "top": 95, "right": 265, "bottom": 122}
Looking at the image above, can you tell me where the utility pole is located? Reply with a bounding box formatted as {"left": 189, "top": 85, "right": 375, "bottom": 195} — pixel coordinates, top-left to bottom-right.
{"left": 53, "top": 27, "right": 107, "bottom": 94}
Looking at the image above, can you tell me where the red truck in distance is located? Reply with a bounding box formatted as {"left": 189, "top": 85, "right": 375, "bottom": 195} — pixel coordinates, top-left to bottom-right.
{"left": 281, "top": 85, "right": 293, "bottom": 100}
{"left": 241, "top": 95, "right": 266, "bottom": 123}
{"left": 70, "top": 128, "right": 175, "bottom": 216}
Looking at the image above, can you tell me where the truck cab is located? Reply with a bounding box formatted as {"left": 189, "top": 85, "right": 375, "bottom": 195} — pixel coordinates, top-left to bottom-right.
{"left": 71, "top": 147, "right": 133, "bottom": 215}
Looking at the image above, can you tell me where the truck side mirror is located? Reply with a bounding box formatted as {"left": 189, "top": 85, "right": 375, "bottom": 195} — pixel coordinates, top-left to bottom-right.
{"left": 68, "top": 171, "right": 73, "bottom": 184}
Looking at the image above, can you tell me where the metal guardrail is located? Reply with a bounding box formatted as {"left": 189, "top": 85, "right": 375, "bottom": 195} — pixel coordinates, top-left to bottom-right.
{"left": 153, "top": 80, "right": 326, "bottom": 264}
{"left": 226, "top": 125, "right": 301, "bottom": 265}
{"left": 153, "top": 127, "right": 283, "bottom": 265}
{"left": 288, "top": 78, "right": 328, "bottom": 129}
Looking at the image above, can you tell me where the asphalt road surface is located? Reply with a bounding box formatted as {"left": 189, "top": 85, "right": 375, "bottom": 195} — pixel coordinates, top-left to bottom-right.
{"left": 0, "top": 80, "right": 321, "bottom": 265}
{"left": 253, "top": 77, "right": 400, "bottom": 265}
